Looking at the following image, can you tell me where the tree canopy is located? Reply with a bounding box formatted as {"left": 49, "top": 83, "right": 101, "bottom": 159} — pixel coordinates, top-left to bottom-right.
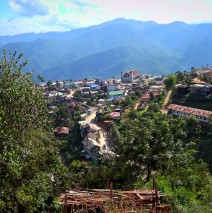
{"left": 0, "top": 50, "right": 67, "bottom": 212}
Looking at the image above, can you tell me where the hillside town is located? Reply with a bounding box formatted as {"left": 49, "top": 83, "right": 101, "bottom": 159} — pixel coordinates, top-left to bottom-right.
{"left": 40, "top": 68, "right": 212, "bottom": 161}
{"left": 1, "top": 49, "right": 212, "bottom": 212}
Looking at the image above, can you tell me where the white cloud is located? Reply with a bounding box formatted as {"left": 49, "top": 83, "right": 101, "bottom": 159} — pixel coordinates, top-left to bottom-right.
{"left": 1, "top": 0, "right": 212, "bottom": 35}
{"left": 0, "top": 16, "right": 68, "bottom": 35}
{"left": 83, "top": 0, "right": 212, "bottom": 23}
{"left": 9, "top": 0, "right": 50, "bottom": 17}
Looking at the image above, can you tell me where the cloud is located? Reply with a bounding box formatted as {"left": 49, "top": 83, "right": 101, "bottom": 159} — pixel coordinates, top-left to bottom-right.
{"left": 0, "top": 16, "right": 69, "bottom": 36}
{"left": 9, "top": 0, "right": 49, "bottom": 17}
{"left": 1, "top": 0, "right": 212, "bottom": 36}
{"left": 82, "top": 0, "right": 212, "bottom": 23}
{"left": 71, "top": 0, "right": 96, "bottom": 8}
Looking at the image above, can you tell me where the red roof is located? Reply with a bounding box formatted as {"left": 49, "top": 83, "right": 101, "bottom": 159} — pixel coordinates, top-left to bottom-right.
{"left": 203, "top": 71, "right": 212, "bottom": 78}
{"left": 110, "top": 111, "right": 120, "bottom": 118}
{"left": 141, "top": 92, "right": 150, "bottom": 100}
{"left": 54, "top": 127, "right": 70, "bottom": 135}
{"left": 168, "top": 104, "right": 212, "bottom": 118}
{"left": 130, "top": 69, "right": 140, "bottom": 75}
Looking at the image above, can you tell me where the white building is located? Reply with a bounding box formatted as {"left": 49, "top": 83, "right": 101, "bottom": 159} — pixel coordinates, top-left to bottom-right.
{"left": 108, "top": 90, "right": 125, "bottom": 100}
{"left": 168, "top": 104, "right": 212, "bottom": 123}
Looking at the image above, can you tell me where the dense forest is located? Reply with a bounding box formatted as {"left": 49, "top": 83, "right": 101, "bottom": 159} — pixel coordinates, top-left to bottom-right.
{"left": 0, "top": 51, "right": 212, "bottom": 212}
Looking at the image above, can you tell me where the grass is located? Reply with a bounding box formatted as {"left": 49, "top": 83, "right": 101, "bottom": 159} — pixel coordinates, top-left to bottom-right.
{"left": 138, "top": 107, "right": 148, "bottom": 115}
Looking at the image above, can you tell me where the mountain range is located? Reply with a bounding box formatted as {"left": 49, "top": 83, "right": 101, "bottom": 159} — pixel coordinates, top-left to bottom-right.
{"left": 0, "top": 18, "right": 212, "bottom": 80}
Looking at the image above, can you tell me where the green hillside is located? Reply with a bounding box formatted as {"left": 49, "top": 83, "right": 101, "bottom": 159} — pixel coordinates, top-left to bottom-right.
{"left": 0, "top": 18, "right": 212, "bottom": 80}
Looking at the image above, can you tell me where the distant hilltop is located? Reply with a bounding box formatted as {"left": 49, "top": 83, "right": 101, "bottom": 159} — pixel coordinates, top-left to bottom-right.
{"left": 0, "top": 18, "right": 212, "bottom": 80}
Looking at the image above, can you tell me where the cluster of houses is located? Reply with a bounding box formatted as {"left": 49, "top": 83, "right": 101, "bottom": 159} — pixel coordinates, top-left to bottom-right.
{"left": 44, "top": 68, "right": 212, "bottom": 159}
{"left": 197, "top": 68, "right": 212, "bottom": 83}
{"left": 176, "top": 69, "right": 212, "bottom": 96}
{"left": 42, "top": 69, "right": 165, "bottom": 115}
{"left": 177, "top": 84, "right": 212, "bottom": 96}
{"left": 79, "top": 121, "right": 101, "bottom": 159}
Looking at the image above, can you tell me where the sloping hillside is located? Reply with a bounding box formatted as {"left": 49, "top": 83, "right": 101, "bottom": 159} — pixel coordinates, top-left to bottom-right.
{"left": 0, "top": 18, "right": 211, "bottom": 80}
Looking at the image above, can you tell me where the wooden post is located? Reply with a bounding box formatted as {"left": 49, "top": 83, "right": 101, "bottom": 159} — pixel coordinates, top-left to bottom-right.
{"left": 152, "top": 178, "right": 156, "bottom": 208}
{"left": 155, "top": 181, "right": 159, "bottom": 205}
{"left": 110, "top": 181, "right": 113, "bottom": 199}
{"left": 63, "top": 194, "right": 67, "bottom": 213}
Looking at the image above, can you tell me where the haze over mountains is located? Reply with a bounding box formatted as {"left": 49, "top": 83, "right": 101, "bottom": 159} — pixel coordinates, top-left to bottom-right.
{"left": 0, "top": 18, "right": 211, "bottom": 80}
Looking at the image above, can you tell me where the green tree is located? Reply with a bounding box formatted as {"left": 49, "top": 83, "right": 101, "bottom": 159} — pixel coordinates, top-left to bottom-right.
{"left": 38, "top": 74, "right": 45, "bottom": 83}
{"left": 0, "top": 50, "right": 67, "bottom": 212}
{"left": 164, "top": 75, "right": 177, "bottom": 90}
{"left": 116, "top": 113, "right": 193, "bottom": 182}
{"left": 47, "top": 80, "right": 52, "bottom": 87}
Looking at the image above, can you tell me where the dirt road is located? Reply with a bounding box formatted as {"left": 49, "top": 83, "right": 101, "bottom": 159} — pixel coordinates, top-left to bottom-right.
{"left": 85, "top": 110, "right": 108, "bottom": 150}
{"left": 161, "top": 90, "right": 172, "bottom": 113}
{"left": 134, "top": 101, "right": 140, "bottom": 110}
{"left": 66, "top": 90, "right": 75, "bottom": 98}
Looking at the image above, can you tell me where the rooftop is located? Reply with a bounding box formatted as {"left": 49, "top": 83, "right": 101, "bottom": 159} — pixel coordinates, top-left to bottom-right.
{"left": 54, "top": 127, "right": 70, "bottom": 135}
{"left": 110, "top": 111, "right": 121, "bottom": 118}
{"left": 168, "top": 104, "right": 212, "bottom": 118}
{"left": 141, "top": 92, "right": 150, "bottom": 99}
{"left": 108, "top": 90, "right": 124, "bottom": 96}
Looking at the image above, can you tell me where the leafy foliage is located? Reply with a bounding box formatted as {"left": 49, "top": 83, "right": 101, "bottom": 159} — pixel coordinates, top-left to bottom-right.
{"left": 0, "top": 50, "right": 67, "bottom": 212}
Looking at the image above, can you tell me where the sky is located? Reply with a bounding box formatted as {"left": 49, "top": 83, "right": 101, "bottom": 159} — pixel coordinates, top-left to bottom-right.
{"left": 0, "top": 0, "right": 211, "bottom": 36}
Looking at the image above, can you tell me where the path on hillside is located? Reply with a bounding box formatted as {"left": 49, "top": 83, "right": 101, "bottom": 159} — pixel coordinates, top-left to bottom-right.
{"left": 85, "top": 110, "right": 108, "bottom": 150}
{"left": 161, "top": 90, "right": 172, "bottom": 113}
{"left": 66, "top": 90, "right": 75, "bottom": 98}
{"left": 134, "top": 101, "right": 140, "bottom": 110}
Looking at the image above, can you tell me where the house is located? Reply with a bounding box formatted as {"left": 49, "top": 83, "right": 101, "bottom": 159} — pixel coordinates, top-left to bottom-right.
{"left": 106, "top": 84, "right": 117, "bottom": 92}
{"left": 108, "top": 90, "right": 125, "bottom": 100}
{"left": 56, "top": 81, "right": 64, "bottom": 88}
{"left": 121, "top": 69, "right": 141, "bottom": 83}
{"left": 203, "top": 71, "right": 212, "bottom": 82}
{"left": 90, "top": 84, "right": 100, "bottom": 91}
{"left": 132, "top": 85, "right": 145, "bottom": 91}
{"left": 54, "top": 127, "right": 70, "bottom": 136}
{"left": 153, "top": 75, "right": 163, "bottom": 81}
{"left": 150, "top": 85, "right": 164, "bottom": 91}
{"left": 85, "top": 80, "right": 96, "bottom": 87}
{"left": 167, "top": 104, "right": 212, "bottom": 123}
{"left": 79, "top": 121, "right": 90, "bottom": 137}
{"left": 155, "top": 81, "right": 165, "bottom": 86}
{"left": 190, "top": 84, "right": 211, "bottom": 95}
{"left": 82, "top": 132, "right": 100, "bottom": 159}
{"left": 64, "top": 82, "right": 74, "bottom": 87}
{"left": 79, "top": 121, "right": 101, "bottom": 158}
{"left": 110, "top": 111, "right": 121, "bottom": 119}
{"left": 140, "top": 92, "right": 151, "bottom": 103}
{"left": 176, "top": 85, "right": 189, "bottom": 95}
{"left": 73, "top": 81, "right": 84, "bottom": 87}
{"left": 128, "top": 90, "right": 135, "bottom": 95}
{"left": 97, "top": 99, "right": 107, "bottom": 107}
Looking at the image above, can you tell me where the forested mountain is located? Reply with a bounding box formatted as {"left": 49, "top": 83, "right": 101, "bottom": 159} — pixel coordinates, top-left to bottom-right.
{"left": 0, "top": 18, "right": 211, "bottom": 80}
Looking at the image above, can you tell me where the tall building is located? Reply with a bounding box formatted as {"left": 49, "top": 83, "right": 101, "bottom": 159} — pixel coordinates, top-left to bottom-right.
{"left": 121, "top": 69, "right": 141, "bottom": 83}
